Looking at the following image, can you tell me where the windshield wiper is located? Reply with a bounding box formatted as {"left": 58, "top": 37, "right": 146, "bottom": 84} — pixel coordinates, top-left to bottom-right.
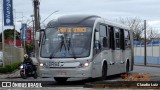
{"left": 49, "top": 33, "right": 77, "bottom": 59}
{"left": 49, "top": 41, "right": 62, "bottom": 59}
{"left": 65, "top": 34, "right": 77, "bottom": 59}
{"left": 59, "top": 33, "right": 77, "bottom": 59}
{"left": 66, "top": 37, "right": 77, "bottom": 59}
{"left": 60, "top": 36, "right": 66, "bottom": 51}
{"left": 49, "top": 34, "right": 65, "bottom": 59}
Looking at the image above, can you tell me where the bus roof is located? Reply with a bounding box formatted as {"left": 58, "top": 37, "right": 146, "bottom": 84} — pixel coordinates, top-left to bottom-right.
{"left": 46, "top": 15, "right": 130, "bottom": 30}
{"left": 103, "top": 19, "right": 130, "bottom": 30}
{"left": 47, "top": 15, "right": 100, "bottom": 27}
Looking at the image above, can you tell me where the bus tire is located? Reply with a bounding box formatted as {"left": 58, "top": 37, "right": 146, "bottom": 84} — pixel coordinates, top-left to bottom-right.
{"left": 100, "top": 63, "right": 107, "bottom": 80}
{"left": 54, "top": 77, "right": 68, "bottom": 83}
{"left": 126, "top": 61, "right": 129, "bottom": 74}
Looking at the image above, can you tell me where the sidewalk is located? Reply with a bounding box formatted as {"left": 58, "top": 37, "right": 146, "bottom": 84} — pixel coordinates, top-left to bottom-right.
{"left": 0, "top": 70, "right": 20, "bottom": 79}
{"left": 134, "top": 64, "right": 160, "bottom": 68}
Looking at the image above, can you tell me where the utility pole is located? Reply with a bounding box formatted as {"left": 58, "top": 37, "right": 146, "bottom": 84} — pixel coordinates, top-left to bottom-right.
{"left": 33, "top": 0, "right": 40, "bottom": 59}
{"left": 33, "top": 0, "right": 40, "bottom": 32}
{"left": 144, "top": 20, "right": 147, "bottom": 66}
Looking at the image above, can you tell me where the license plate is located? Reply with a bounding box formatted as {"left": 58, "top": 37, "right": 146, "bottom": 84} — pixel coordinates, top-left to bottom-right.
{"left": 57, "top": 71, "right": 66, "bottom": 75}
{"left": 47, "top": 62, "right": 60, "bottom": 67}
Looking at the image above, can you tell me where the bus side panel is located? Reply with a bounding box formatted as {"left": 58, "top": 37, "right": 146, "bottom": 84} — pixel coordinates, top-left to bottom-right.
{"left": 91, "top": 53, "right": 103, "bottom": 78}
{"left": 124, "top": 30, "right": 133, "bottom": 72}
{"left": 114, "top": 50, "right": 126, "bottom": 74}
{"left": 107, "top": 50, "right": 119, "bottom": 76}
{"left": 92, "top": 50, "right": 117, "bottom": 77}
{"left": 124, "top": 49, "right": 132, "bottom": 71}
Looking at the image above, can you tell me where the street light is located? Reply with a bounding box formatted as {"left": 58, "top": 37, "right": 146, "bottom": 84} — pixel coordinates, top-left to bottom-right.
{"left": 41, "top": 10, "right": 59, "bottom": 24}
{"left": 41, "top": 10, "right": 59, "bottom": 28}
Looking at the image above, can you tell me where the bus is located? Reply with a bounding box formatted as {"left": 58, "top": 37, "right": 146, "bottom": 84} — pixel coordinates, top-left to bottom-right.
{"left": 36, "top": 15, "right": 134, "bottom": 83}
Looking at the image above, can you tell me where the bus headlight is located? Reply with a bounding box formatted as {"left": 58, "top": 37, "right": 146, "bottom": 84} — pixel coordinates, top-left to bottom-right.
{"left": 40, "top": 63, "right": 44, "bottom": 67}
{"left": 80, "top": 62, "right": 89, "bottom": 67}
{"left": 84, "top": 62, "right": 89, "bottom": 67}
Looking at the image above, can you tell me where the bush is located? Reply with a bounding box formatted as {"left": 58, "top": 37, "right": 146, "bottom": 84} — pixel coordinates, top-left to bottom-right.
{"left": 26, "top": 44, "right": 33, "bottom": 55}
{"left": 0, "top": 67, "right": 8, "bottom": 73}
{"left": 0, "top": 62, "right": 22, "bottom": 73}
{"left": 5, "top": 65, "right": 12, "bottom": 72}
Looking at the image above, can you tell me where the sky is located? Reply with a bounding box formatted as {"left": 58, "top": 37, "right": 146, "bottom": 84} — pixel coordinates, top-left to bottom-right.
{"left": 0, "top": 0, "right": 160, "bottom": 32}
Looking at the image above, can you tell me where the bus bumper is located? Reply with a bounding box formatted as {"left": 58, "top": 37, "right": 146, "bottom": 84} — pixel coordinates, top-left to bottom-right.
{"left": 39, "top": 67, "right": 92, "bottom": 78}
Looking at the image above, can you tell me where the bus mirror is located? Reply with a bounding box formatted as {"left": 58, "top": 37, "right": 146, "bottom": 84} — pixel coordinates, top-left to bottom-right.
{"left": 35, "top": 32, "right": 40, "bottom": 41}
{"left": 95, "top": 41, "right": 100, "bottom": 49}
{"left": 36, "top": 29, "right": 44, "bottom": 41}
{"left": 95, "top": 32, "right": 100, "bottom": 41}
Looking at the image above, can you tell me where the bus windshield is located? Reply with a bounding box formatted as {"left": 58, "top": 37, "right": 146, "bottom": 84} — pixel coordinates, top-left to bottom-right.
{"left": 40, "top": 27, "right": 92, "bottom": 58}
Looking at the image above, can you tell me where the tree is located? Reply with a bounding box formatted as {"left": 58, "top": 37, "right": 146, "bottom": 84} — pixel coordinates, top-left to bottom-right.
{"left": 116, "top": 17, "right": 155, "bottom": 41}
{"left": 147, "top": 28, "right": 160, "bottom": 41}
{"left": 0, "top": 29, "right": 21, "bottom": 42}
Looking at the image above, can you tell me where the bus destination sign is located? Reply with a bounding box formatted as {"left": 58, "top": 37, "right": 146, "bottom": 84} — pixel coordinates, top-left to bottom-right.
{"left": 58, "top": 27, "right": 87, "bottom": 33}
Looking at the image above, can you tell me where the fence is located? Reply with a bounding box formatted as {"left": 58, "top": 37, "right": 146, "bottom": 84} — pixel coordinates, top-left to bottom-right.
{"left": 134, "top": 40, "right": 160, "bottom": 66}
{"left": 3, "top": 44, "right": 24, "bottom": 66}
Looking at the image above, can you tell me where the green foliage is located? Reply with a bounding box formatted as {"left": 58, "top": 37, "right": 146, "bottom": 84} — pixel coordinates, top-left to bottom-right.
{"left": 5, "top": 65, "right": 12, "bottom": 72}
{"left": 0, "top": 29, "right": 21, "bottom": 42}
{"left": 26, "top": 44, "right": 33, "bottom": 54}
{"left": 0, "top": 67, "right": 7, "bottom": 73}
{"left": 0, "top": 62, "right": 22, "bottom": 73}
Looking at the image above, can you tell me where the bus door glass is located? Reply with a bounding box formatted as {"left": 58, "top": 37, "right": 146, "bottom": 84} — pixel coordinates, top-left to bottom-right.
{"left": 108, "top": 26, "right": 115, "bottom": 65}
{"left": 124, "top": 30, "right": 131, "bottom": 63}
{"left": 114, "top": 28, "right": 122, "bottom": 70}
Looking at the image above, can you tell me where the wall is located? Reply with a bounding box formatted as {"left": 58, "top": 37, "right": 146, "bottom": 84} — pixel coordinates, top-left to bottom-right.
{"left": 3, "top": 44, "right": 24, "bottom": 65}
{"left": 134, "top": 45, "right": 160, "bottom": 65}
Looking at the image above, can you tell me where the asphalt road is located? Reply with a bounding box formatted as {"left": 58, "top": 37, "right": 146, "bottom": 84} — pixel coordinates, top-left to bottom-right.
{"left": 0, "top": 65, "right": 160, "bottom": 89}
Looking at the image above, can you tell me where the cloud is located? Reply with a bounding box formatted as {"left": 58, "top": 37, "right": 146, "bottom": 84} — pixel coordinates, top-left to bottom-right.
{"left": 1, "top": 0, "right": 160, "bottom": 32}
{"left": 148, "top": 21, "right": 160, "bottom": 28}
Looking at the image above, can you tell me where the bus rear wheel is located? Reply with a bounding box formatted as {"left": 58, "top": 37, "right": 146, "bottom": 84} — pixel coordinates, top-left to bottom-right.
{"left": 126, "top": 61, "right": 129, "bottom": 74}
{"left": 54, "top": 77, "right": 68, "bottom": 83}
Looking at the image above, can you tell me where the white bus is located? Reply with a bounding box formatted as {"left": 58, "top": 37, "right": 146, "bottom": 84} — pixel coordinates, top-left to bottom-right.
{"left": 37, "top": 15, "right": 134, "bottom": 83}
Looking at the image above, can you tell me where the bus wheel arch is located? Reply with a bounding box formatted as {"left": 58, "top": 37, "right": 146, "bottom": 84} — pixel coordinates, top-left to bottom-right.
{"left": 101, "top": 60, "right": 107, "bottom": 80}
{"left": 126, "top": 59, "right": 130, "bottom": 73}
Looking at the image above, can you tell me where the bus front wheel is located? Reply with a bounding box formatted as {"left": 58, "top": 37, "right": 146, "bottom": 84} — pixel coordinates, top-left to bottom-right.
{"left": 100, "top": 63, "right": 107, "bottom": 80}
{"left": 54, "top": 77, "right": 68, "bottom": 83}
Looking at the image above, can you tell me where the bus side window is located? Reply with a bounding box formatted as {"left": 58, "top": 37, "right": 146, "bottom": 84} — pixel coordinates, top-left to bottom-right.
{"left": 100, "top": 25, "right": 108, "bottom": 48}
{"left": 120, "top": 29, "right": 125, "bottom": 50}
{"left": 109, "top": 26, "right": 115, "bottom": 50}
{"left": 115, "top": 28, "right": 120, "bottom": 49}
{"left": 124, "top": 30, "right": 131, "bottom": 48}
